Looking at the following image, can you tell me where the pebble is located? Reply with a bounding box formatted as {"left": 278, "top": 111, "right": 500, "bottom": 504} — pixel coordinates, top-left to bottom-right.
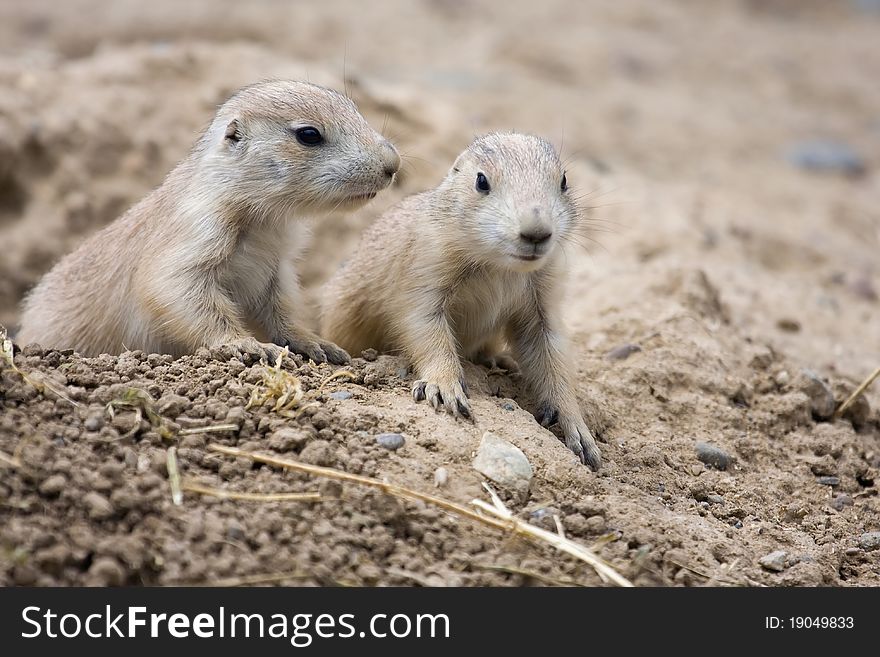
{"left": 695, "top": 442, "right": 731, "bottom": 470}
{"left": 817, "top": 476, "right": 840, "bottom": 487}
{"left": 707, "top": 494, "right": 724, "bottom": 505}
{"left": 83, "top": 491, "right": 114, "bottom": 520}
{"left": 774, "top": 370, "right": 790, "bottom": 387}
{"left": 859, "top": 531, "right": 880, "bottom": 551}
{"left": 376, "top": 433, "right": 405, "bottom": 450}
{"left": 605, "top": 343, "right": 641, "bottom": 361}
{"left": 39, "top": 474, "right": 67, "bottom": 497}
{"left": 83, "top": 414, "right": 104, "bottom": 432}
{"left": 830, "top": 494, "right": 853, "bottom": 511}
{"left": 472, "top": 431, "right": 533, "bottom": 496}
{"left": 330, "top": 390, "right": 353, "bottom": 401}
{"left": 799, "top": 369, "right": 836, "bottom": 420}
{"left": 759, "top": 550, "right": 788, "bottom": 572}
{"left": 433, "top": 467, "right": 449, "bottom": 488}
{"left": 786, "top": 139, "right": 865, "bottom": 177}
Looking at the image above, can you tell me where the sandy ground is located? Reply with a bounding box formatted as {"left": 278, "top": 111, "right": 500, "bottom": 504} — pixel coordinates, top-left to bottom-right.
{"left": 1, "top": 0, "right": 879, "bottom": 586}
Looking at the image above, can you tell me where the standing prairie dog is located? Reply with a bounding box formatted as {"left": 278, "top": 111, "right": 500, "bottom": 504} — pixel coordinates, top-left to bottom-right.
{"left": 18, "top": 80, "right": 400, "bottom": 363}
{"left": 321, "top": 133, "right": 601, "bottom": 469}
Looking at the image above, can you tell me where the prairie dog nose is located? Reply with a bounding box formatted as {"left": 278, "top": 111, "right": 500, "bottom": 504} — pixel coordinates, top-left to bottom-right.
{"left": 519, "top": 228, "right": 553, "bottom": 246}
{"left": 380, "top": 139, "right": 401, "bottom": 177}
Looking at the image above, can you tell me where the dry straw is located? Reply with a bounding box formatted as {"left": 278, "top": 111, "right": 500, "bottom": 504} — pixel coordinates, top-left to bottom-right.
{"left": 208, "top": 443, "right": 633, "bottom": 587}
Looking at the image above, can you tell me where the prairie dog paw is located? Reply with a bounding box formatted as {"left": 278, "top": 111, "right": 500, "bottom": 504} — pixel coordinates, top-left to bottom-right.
{"left": 475, "top": 351, "right": 520, "bottom": 373}
{"left": 560, "top": 415, "right": 602, "bottom": 470}
{"left": 276, "top": 334, "right": 350, "bottom": 365}
{"left": 412, "top": 377, "right": 472, "bottom": 420}
{"left": 215, "top": 337, "right": 283, "bottom": 364}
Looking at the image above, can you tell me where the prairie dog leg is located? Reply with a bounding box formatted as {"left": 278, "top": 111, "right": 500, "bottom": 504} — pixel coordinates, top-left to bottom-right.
{"left": 404, "top": 301, "right": 471, "bottom": 419}
{"left": 507, "top": 306, "right": 601, "bottom": 470}
{"left": 257, "top": 269, "right": 350, "bottom": 365}
{"left": 472, "top": 336, "right": 520, "bottom": 372}
{"left": 144, "top": 273, "right": 281, "bottom": 363}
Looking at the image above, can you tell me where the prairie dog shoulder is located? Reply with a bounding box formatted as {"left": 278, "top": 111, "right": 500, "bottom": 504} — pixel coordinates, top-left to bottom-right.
{"left": 19, "top": 79, "right": 400, "bottom": 363}
{"left": 322, "top": 132, "right": 601, "bottom": 468}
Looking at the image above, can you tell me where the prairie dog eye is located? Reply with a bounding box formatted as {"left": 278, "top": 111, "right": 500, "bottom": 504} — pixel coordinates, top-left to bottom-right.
{"left": 561, "top": 173, "right": 568, "bottom": 192}
{"left": 294, "top": 126, "right": 324, "bottom": 146}
{"left": 475, "top": 172, "right": 490, "bottom": 194}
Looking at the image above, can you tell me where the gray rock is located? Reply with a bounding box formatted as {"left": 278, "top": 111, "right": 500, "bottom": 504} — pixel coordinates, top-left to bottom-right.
{"left": 830, "top": 494, "right": 853, "bottom": 511}
{"left": 329, "top": 390, "right": 353, "bottom": 401}
{"left": 472, "top": 431, "right": 532, "bottom": 496}
{"left": 83, "top": 414, "right": 104, "bottom": 432}
{"left": 433, "top": 467, "right": 449, "bottom": 488}
{"left": 799, "top": 370, "right": 837, "bottom": 420}
{"left": 39, "top": 474, "right": 67, "bottom": 497}
{"left": 707, "top": 494, "right": 724, "bottom": 505}
{"left": 376, "top": 433, "right": 405, "bottom": 450}
{"left": 817, "top": 476, "right": 840, "bottom": 486}
{"left": 605, "top": 343, "right": 642, "bottom": 361}
{"left": 759, "top": 550, "right": 788, "bottom": 572}
{"left": 786, "top": 140, "right": 865, "bottom": 177}
{"left": 695, "top": 442, "right": 731, "bottom": 470}
{"left": 859, "top": 532, "right": 880, "bottom": 551}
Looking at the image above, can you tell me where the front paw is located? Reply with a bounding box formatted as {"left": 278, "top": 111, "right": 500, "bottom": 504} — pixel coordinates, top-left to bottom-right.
{"left": 214, "top": 337, "right": 283, "bottom": 364}
{"left": 537, "top": 403, "right": 602, "bottom": 470}
{"left": 412, "top": 377, "right": 472, "bottom": 420}
{"left": 276, "top": 334, "right": 350, "bottom": 365}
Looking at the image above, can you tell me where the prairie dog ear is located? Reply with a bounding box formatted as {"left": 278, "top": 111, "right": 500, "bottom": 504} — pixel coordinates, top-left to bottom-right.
{"left": 224, "top": 119, "right": 242, "bottom": 144}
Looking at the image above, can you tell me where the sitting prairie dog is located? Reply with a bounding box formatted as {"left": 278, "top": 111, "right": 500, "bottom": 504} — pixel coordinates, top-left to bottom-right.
{"left": 18, "top": 80, "right": 400, "bottom": 363}
{"left": 321, "top": 132, "right": 601, "bottom": 468}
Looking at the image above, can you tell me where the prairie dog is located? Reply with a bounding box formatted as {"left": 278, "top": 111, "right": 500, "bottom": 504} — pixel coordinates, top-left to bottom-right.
{"left": 321, "top": 133, "right": 601, "bottom": 468}
{"left": 18, "top": 80, "right": 400, "bottom": 363}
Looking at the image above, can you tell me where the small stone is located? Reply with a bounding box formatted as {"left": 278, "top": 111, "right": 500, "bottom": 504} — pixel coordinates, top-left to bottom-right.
{"left": 584, "top": 515, "right": 606, "bottom": 533}
{"left": 396, "top": 368, "right": 409, "bottom": 379}
{"left": 330, "top": 390, "right": 353, "bottom": 401}
{"left": 830, "top": 494, "right": 853, "bottom": 511}
{"left": 844, "top": 547, "right": 861, "bottom": 556}
{"left": 859, "top": 531, "right": 880, "bottom": 551}
{"left": 501, "top": 401, "right": 517, "bottom": 411}
{"left": 817, "top": 476, "right": 840, "bottom": 487}
{"left": 695, "top": 442, "right": 731, "bottom": 470}
{"left": 799, "top": 370, "right": 836, "bottom": 420}
{"left": 605, "top": 343, "right": 641, "bottom": 361}
{"left": 776, "top": 318, "right": 800, "bottom": 333}
{"left": 759, "top": 550, "right": 788, "bottom": 572}
{"left": 83, "top": 492, "right": 114, "bottom": 520}
{"left": 376, "top": 433, "right": 405, "bottom": 450}
{"left": 361, "top": 348, "right": 378, "bottom": 362}
{"left": 84, "top": 414, "right": 104, "bottom": 432}
{"left": 786, "top": 139, "right": 865, "bottom": 177}
{"left": 433, "top": 467, "right": 449, "bottom": 488}
{"left": 472, "top": 431, "right": 533, "bottom": 497}
{"left": 774, "top": 370, "right": 790, "bottom": 387}
{"left": 156, "top": 393, "right": 190, "bottom": 418}
{"left": 707, "top": 494, "right": 724, "bottom": 505}
{"left": 39, "top": 474, "right": 67, "bottom": 497}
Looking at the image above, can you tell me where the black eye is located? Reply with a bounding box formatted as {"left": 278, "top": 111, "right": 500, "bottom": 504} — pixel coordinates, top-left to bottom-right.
{"left": 475, "top": 172, "right": 490, "bottom": 194}
{"left": 294, "top": 127, "right": 324, "bottom": 146}
{"left": 561, "top": 173, "right": 568, "bottom": 192}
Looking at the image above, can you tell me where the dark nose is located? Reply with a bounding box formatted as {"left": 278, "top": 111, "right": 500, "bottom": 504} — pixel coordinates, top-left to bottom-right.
{"left": 380, "top": 140, "right": 400, "bottom": 178}
{"left": 519, "top": 229, "right": 553, "bottom": 246}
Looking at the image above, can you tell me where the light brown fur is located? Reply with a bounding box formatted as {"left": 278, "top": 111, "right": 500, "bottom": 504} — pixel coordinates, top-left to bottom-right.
{"left": 321, "top": 133, "right": 601, "bottom": 468}
{"left": 18, "top": 80, "right": 400, "bottom": 363}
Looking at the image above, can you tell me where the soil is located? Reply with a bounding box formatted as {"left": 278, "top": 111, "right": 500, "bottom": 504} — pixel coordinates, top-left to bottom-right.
{"left": 1, "top": 0, "right": 879, "bottom": 587}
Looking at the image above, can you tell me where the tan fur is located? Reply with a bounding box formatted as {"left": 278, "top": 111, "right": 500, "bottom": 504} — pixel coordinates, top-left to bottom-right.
{"left": 18, "top": 80, "right": 400, "bottom": 364}
{"left": 321, "top": 132, "right": 601, "bottom": 468}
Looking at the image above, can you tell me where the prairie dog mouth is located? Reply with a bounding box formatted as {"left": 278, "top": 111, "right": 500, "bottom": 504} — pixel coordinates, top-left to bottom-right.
{"left": 346, "top": 191, "right": 378, "bottom": 202}
{"left": 513, "top": 253, "right": 541, "bottom": 261}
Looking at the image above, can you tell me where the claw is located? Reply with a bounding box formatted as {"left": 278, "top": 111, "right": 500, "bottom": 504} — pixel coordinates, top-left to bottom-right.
{"left": 412, "top": 380, "right": 427, "bottom": 402}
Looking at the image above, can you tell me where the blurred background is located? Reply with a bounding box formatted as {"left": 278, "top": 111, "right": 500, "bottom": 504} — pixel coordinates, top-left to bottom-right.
{"left": 0, "top": 0, "right": 877, "bottom": 381}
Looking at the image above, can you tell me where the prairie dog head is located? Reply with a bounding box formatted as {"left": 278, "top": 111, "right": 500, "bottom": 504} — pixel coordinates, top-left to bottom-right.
{"left": 200, "top": 80, "right": 400, "bottom": 215}
{"left": 440, "top": 133, "right": 575, "bottom": 273}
